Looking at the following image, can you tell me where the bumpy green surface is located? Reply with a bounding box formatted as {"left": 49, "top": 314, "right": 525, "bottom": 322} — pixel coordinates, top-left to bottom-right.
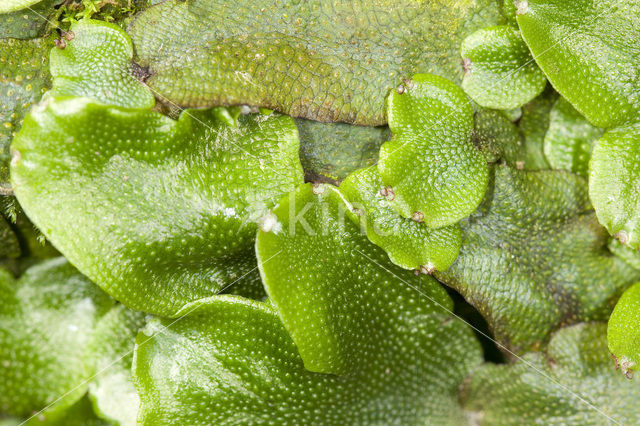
{"left": 297, "top": 118, "right": 389, "bottom": 183}
{"left": 461, "top": 25, "right": 546, "bottom": 109}
{"left": 463, "top": 323, "right": 640, "bottom": 424}
{"left": 129, "top": 0, "right": 501, "bottom": 125}
{"left": 472, "top": 108, "right": 525, "bottom": 167}
{"left": 0, "top": 0, "right": 61, "bottom": 39}
{"left": 0, "top": 37, "right": 51, "bottom": 187}
{"left": 50, "top": 19, "right": 155, "bottom": 108}
{"left": 608, "top": 282, "right": 640, "bottom": 378}
{"left": 256, "top": 183, "right": 479, "bottom": 378}
{"left": 0, "top": 0, "right": 42, "bottom": 14}
{"left": 518, "top": 87, "right": 556, "bottom": 170}
{"left": 341, "top": 166, "right": 462, "bottom": 272}
{"left": 436, "top": 165, "right": 640, "bottom": 352}
{"left": 501, "top": 0, "right": 517, "bottom": 24}
{"left": 0, "top": 258, "right": 114, "bottom": 419}
{"left": 88, "top": 304, "right": 145, "bottom": 426}
{"left": 517, "top": 0, "right": 640, "bottom": 128}
{"left": 544, "top": 97, "right": 603, "bottom": 177}
{"left": 134, "top": 296, "right": 481, "bottom": 424}
{"left": 11, "top": 97, "right": 303, "bottom": 316}
{"left": 589, "top": 123, "right": 640, "bottom": 249}
{"left": 378, "top": 74, "right": 488, "bottom": 227}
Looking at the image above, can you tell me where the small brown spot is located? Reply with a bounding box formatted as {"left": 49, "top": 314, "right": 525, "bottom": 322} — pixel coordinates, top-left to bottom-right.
{"left": 54, "top": 38, "right": 66, "bottom": 49}
{"left": 618, "top": 355, "right": 636, "bottom": 379}
{"left": 515, "top": 161, "right": 524, "bottom": 170}
{"left": 419, "top": 263, "right": 435, "bottom": 275}
{"left": 123, "top": 176, "right": 130, "bottom": 182}
{"left": 396, "top": 84, "right": 405, "bottom": 94}
{"left": 61, "top": 31, "right": 75, "bottom": 41}
{"left": 411, "top": 211, "right": 424, "bottom": 223}
{"left": 616, "top": 230, "right": 630, "bottom": 245}
{"left": 380, "top": 185, "right": 395, "bottom": 201}
{"left": 440, "top": 317, "right": 452, "bottom": 326}
{"left": 131, "top": 62, "right": 152, "bottom": 82}
{"left": 462, "top": 58, "right": 472, "bottom": 77}
{"left": 402, "top": 78, "right": 414, "bottom": 90}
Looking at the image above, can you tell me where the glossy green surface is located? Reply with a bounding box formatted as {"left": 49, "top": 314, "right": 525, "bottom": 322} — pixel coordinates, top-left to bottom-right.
{"left": 88, "top": 304, "right": 145, "bottom": 426}
{"left": 3, "top": 2, "right": 640, "bottom": 423}
{"left": 608, "top": 282, "right": 640, "bottom": 378}
{"left": 134, "top": 292, "right": 481, "bottom": 424}
{"left": 463, "top": 323, "right": 640, "bottom": 424}
{"left": 256, "top": 183, "right": 477, "bottom": 376}
{"left": 501, "top": 0, "right": 517, "bottom": 24}
{"left": 436, "top": 165, "right": 640, "bottom": 352}
{"left": 0, "top": 0, "right": 61, "bottom": 39}
{"left": 50, "top": 19, "right": 155, "bottom": 108}
{"left": 544, "top": 97, "right": 603, "bottom": 177}
{"left": 0, "top": 0, "right": 43, "bottom": 14}
{"left": 378, "top": 74, "right": 488, "bottom": 227}
{"left": 297, "top": 118, "right": 389, "bottom": 183}
{"left": 129, "top": 0, "right": 501, "bottom": 125}
{"left": 589, "top": 123, "right": 640, "bottom": 249}
{"left": 461, "top": 25, "right": 546, "bottom": 109}
{"left": 12, "top": 97, "right": 303, "bottom": 316}
{"left": 517, "top": 0, "right": 640, "bottom": 128}
{"left": 0, "top": 258, "right": 114, "bottom": 419}
{"left": 0, "top": 36, "right": 51, "bottom": 187}
{"left": 341, "top": 166, "right": 461, "bottom": 272}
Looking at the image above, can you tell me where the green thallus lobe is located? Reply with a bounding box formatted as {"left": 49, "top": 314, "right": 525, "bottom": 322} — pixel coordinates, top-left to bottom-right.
{"left": 128, "top": 0, "right": 502, "bottom": 125}
{"left": 11, "top": 97, "right": 303, "bottom": 316}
